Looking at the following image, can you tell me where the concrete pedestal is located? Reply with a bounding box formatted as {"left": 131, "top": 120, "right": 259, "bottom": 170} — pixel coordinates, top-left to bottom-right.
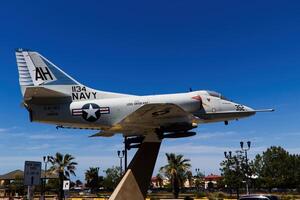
{"left": 109, "top": 134, "right": 161, "bottom": 200}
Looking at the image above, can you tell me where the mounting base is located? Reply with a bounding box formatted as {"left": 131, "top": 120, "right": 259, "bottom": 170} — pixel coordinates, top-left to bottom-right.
{"left": 109, "top": 134, "right": 162, "bottom": 200}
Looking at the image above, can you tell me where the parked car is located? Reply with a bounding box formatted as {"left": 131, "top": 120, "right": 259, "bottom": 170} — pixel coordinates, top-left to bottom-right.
{"left": 239, "top": 194, "right": 279, "bottom": 200}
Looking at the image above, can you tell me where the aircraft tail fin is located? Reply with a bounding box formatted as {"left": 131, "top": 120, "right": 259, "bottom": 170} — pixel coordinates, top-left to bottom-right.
{"left": 16, "top": 49, "right": 80, "bottom": 96}
{"left": 16, "top": 49, "right": 132, "bottom": 101}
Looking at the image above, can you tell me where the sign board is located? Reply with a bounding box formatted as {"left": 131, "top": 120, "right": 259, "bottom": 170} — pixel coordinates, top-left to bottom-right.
{"left": 24, "top": 161, "right": 41, "bottom": 186}
{"left": 63, "top": 180, "right": 70, "bottom": 190}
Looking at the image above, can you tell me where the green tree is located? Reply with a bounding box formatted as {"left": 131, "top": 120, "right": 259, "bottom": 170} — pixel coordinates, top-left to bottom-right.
{"left": 49, "top": 152, "right": 77, "bottom": 200}
{"left": 103, "top": 166, "right": 121, "bottom": 190}
{"left": 287, "top": 154, "right": 300, "bottom": 190}
{"left": 220, "top": 152, "right": 245, "bottom": 198}
{"left": 263, "top": 146, "right": 288, "bottom": 190}
{"left": 85, "top": 167, "right": 100, "bottom": 193}
{"left": 254, "top": 146, "right": 294, "bottom": 191}
{"left": 160, "top": 153, "right": 191, "bottom": 198}
{"left": 249, "top": 154, "right": 264, "bottom": 190}
{"left": 9, "top": 175, "right": 24, "bottom": 196}
{"left": 75, "top": 179, "right": 83, "bottom": 187}
{"left": 47, "top": 178, "right": 59, "bottom": 192}
{"left": 194, "top": 171, "right": 205, "bottom": 190}
{"left": 248, "top": 146, "right": 300, "bottom": 191}
{"left": 194, "top": 171, "right": 205, "bottom": 191}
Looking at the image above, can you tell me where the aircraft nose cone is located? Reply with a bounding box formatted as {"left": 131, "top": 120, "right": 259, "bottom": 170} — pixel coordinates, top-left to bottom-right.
{"left": 243, "top": 105, "right": 255, "bottom": 112}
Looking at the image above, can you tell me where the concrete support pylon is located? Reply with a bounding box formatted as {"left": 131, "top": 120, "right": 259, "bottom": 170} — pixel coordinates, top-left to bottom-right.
{"left": 109, "top": 134, "right": 162, "bottom": 200}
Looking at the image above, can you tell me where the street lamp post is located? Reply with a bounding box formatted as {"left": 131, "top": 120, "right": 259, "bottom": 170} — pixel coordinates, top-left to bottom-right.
{"left": 195, "top": 168, "right": 205, "bottom": 178}
{"left": 240, "top": 141, "right": 251, "bottom": 195}
{"left": 224, "top": 151, "right": 232, "bottom": 159}
{"left": 42, "top": 155, "right": 51, "bottom": 200}
{"left": 117, "top": 150, "right": 125, "bottom": 176}
{"left": 124, "top": 136, "right": 128, "bottom": 172}
{"left": 195, "top": 168, "right": 200, "bottom": 175}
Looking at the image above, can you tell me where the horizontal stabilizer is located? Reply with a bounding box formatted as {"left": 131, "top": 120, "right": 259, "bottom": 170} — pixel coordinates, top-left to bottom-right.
{"left": 23, "top": 87, "right": 71, "bottom": 104}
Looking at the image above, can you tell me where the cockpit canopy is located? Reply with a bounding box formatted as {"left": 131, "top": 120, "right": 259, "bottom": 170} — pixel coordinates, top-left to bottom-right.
{"left": 206, "top": 90, "right": 228, "bottom": 100}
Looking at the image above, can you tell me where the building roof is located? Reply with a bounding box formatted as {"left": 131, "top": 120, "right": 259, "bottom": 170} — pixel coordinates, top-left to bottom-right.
{"left": 0, "top": 170, "right": 58, "bottom": 180}
{"left": 204, "top": 174, "right": 223, "bottom": 181}
{"left": 0, "top": 170, "right": 23, "bottom": 180}
{"left": 151, "top": 176, "right": 167, "bottom": 182}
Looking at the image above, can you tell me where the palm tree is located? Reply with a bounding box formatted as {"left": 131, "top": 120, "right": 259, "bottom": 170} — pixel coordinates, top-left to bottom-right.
{"left": 49, "top": 152, "right": 77, "bottom": 200}
{"left": 156, "top": 173, "right": 163, "bottom": 188}
{"left": 160, "top": 153, "right": 191, "bottom": 198}
{"left": 85, "top": 167, "right": 100, "bottom": 193}
{"left": 185, "top": 170, "right": 193, "bottom": 188}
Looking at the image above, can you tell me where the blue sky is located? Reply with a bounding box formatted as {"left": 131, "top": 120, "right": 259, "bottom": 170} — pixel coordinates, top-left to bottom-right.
{"left": 0, "top": 0, "right": 300, "bottom": 181}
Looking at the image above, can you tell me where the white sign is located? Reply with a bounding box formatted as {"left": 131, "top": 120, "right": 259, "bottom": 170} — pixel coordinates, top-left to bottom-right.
{"left": 24, "top": 161, "right": 41, "bottom": 186}
{"left": 63, "top": 180, "right": 70, "bottom": 190}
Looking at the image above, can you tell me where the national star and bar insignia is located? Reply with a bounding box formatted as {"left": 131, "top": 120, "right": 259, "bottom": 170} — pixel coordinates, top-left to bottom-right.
{"left": 72, "top": 103, "right": 110, "bottom": 122}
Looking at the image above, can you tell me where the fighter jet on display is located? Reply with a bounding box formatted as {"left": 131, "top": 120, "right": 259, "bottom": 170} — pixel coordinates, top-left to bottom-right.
{"left": 16, "top": 49, "right": 274, "bottom": 138}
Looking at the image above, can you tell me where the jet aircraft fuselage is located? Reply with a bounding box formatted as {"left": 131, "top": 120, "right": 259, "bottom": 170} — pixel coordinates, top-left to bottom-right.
{"left": 16, "top": 49, "right": 273, "bottom": 137}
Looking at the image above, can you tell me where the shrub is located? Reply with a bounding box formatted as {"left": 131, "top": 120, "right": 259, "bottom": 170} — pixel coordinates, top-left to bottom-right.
{"left": 195, "top": 191, "right": 206, "bottom": 198}
{"left": 281, "top": 195, "right": 295, "bottom": 200}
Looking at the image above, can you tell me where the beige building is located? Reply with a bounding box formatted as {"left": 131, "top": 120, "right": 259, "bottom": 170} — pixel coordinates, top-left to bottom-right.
{"left": 0, "top": 169, "right": 58, "bottom": 197}
{"left": 151, "top": 174, "right": 223, "bottom": 189}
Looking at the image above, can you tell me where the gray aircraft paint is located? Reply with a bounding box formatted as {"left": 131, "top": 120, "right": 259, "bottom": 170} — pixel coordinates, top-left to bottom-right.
{"left": 16, "top": 49, "right": 273, "bottom": 137}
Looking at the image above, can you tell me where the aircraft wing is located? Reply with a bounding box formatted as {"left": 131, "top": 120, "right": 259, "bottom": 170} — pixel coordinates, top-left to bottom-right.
{"left": 84, "top": 104, "right": 196, "bottom": 138}
{"left": 118, "top": 103, "right": 196, "bottom": 132}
